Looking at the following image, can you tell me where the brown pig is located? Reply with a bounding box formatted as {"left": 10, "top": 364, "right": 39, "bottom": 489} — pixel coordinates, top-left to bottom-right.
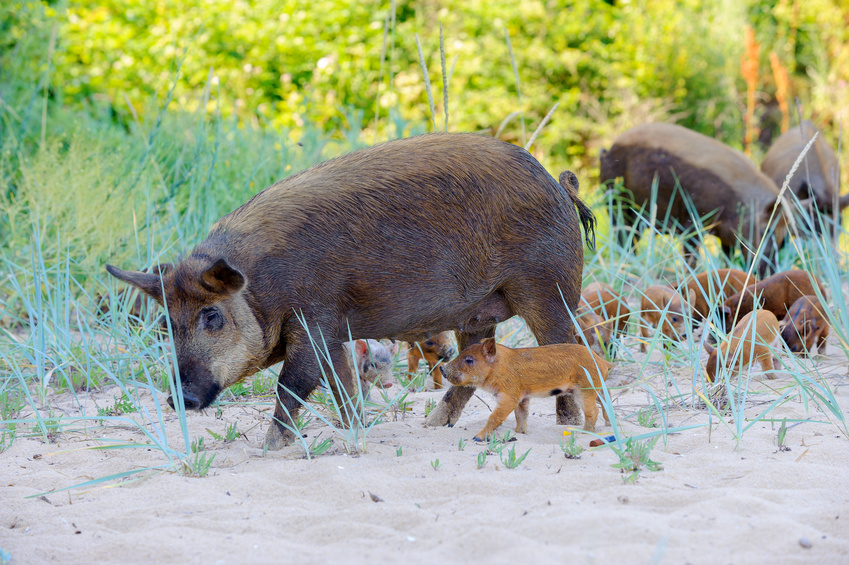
{"left": 406, "top": 331, "right": 456, "bottom": 389}
{"left": 761, "top": 120, "right": 847, "bottom": 233}
{"left": 600, "top": 123, "right": 788, "bottom": 274}
{"left": 683, "top": 268, "right": 756, "bottom": 326}
{"left": 704, "top": 310, "right": 780, "bottom": 382}
{"left": 106, "top": 133, "right": 596, "bottom": 450}
{"left": 580, "top": 282, "right": 630, "bottom": 336}
{"left": 722, "top": 269, "right": 825, "bottom": 329}
{"left": 639, "top": 285, "right": 696, "bottom": 352}
{"left": 780, "top": 295, "right": 829, "bottom": 356}
{"left": 438, "top": 338, "right": 613, "bottom": 441}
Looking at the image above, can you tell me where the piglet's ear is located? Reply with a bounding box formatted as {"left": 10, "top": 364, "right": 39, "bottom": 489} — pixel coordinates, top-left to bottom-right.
{"left": 106, "top": 265, "right": 164, "bottom": 303}
{"left": 201, "top": 258, "right": 245, "bottom": 295}
{"left": 355, "top": 339, "right": 368, "bottom": 358}
{"left": 481, "top": 338, "right": 497, "bottom": 363}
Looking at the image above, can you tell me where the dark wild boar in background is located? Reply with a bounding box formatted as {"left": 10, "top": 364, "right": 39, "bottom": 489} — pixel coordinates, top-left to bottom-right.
{"left": 760, "top": 120, "right": 847, "bottom": 235}
{"left": 107, "top": 133, "right": 596, "bottom": 450}
{"left": 600, "top": 122, "right": 788, "bottom": 274}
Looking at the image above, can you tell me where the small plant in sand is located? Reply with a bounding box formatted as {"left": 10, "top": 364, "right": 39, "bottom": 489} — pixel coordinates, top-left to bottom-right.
{"left": 295, "top": 413, "right": 312, "bottom": 435}
{"left": 560, "top": 432, "right": 583, "bottom": 460}
{"left": 610, "top": 437, "right": 662, "bottom": 484}
{"left": 431, "top": 458, "right": 441, "bottom": 470}
{"left": 476, "top": 450, "right": 487, "bottom": 469}
{"left": 396, "top": 446, "right": 403, "bottom": 457}
{"left": 486, "top": 430, "right": 515, "bottom": 455}
{"left": 500, "top": 444, "right": 531, "bottom": 469}
{"left": 458, "top": 437, "right": 467, "bottom": 451}
{"left": 423, "top": 398, "right": 436, "bottom": 417}
{"left": 309, "top": 434, "right": 334, "bottom": 457}
{"left": 637, "top": 406, "right": 658, "bottom": 428}
{"left": 777, "top": 418, "right": 790, "bottom": 452}
{"left": 202, "top": 422, "right": 237, "bottom": 443}
{"left": 225, "top": 422, "right": 239, "bottom": 442}
{"left": 184, "top": 436, "right": 216, "bottom": 477}
{"left": 96, "top": 393, "right": 137, "bottom": 418}
{"left": 31, "top": 418, "right": 61, "bottom": 443}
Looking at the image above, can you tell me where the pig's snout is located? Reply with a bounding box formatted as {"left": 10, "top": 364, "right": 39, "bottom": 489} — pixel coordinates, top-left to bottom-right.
{"left": 438, "top": 346, "right": 456, "bottom": 361}
{"left": 167, "top": 390, "right": 201, "bottom": 411}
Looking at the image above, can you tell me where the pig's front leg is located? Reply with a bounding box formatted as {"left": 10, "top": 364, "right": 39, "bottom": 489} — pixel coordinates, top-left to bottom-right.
{"left": 425, "top": 328, "right": 492, "bottom": 427}
{"left": 265, "top": 332, "right": 323, "bottom": 451}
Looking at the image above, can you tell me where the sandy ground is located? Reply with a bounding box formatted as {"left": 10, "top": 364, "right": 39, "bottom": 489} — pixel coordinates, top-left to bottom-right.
{"left": 3, "top": 324, "right": 849, "bottom": 564}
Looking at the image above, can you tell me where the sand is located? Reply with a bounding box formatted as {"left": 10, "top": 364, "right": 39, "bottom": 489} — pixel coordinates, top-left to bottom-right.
{"left": 3, "top": 325, "right": 849, "bottom": 565}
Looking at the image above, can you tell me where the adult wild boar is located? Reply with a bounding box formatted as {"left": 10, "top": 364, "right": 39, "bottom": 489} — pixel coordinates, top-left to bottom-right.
{"left": 761, "top": 120, "right": 847, "bottom": 234}
{"left": 107, "top": 133, "right": 596, "bottom": 450}
{"left": 600, "top": 123, "right": 787, "bottom": 273}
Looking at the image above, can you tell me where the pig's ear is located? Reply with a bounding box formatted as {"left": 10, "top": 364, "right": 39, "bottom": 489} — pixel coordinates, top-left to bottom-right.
{"left": 106, "top": 265, "right": 164, "bottom": 302}
{"left": 201, "top": 259, "right": 245, "bottom": 295}
{"left": 355, "top": 339, "right": 368, "bottom": 358}
{"left": 388, "top": 341, "right": 399, "bottom": 356}
{"left": 481, "top": 338, "right": 497, "bottom": 362}
{"left": 687, "top": 288, "right": 696, "bottom": 306}
{"left": 703, "top": 341, "right": 716, "bottom": 354}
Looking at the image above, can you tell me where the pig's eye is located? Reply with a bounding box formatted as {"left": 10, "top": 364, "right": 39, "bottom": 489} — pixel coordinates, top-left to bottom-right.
{"left": 201, "top": 308, "right": 224, "bottom": 331}
{"left": 464, "top": 356, "right": 475, "bottom": 366}
{"left": 425, "top": 340, "right": 435, "bottom": 347}
{"left": 671, "top": 316, "right": 680, "bottom": 323}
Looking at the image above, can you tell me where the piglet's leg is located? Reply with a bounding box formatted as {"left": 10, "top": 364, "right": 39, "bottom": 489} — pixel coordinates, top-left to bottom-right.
{"left": 406, "top": 344, "right": 423, "bottom": 375}
{"left": 514, "top": 397, "right": 530, "bottom": 434}
{"left": 475, "top": 393, "right": 518, "bottom": 441}
{"left": 426, "top": 328, "right": 493, "bottom": 427}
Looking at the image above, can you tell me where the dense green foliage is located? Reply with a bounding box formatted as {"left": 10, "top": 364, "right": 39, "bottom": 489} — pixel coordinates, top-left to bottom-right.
{"left": 3, "top": 0, "right": 848, "bottom": 172}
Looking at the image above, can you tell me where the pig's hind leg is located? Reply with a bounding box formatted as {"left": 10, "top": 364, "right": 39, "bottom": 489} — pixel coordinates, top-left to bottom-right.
{"left": 524, "top": 309, "right": 584, "bottom": 427}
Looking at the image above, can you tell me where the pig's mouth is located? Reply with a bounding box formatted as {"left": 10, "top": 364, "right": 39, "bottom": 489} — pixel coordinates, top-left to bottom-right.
{"left": 439, "top": 365, "right": 466, "bottom": 387}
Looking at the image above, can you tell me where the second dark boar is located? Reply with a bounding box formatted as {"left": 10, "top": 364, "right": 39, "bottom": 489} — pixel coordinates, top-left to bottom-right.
{"left": 106, "top": 133, "right": 596, "bottom": 450}
{"left": 761, "top": 120, "right": 847, "bottom": 233}
{"left": 600, "top": 123, "right": 788, "bottom": 273}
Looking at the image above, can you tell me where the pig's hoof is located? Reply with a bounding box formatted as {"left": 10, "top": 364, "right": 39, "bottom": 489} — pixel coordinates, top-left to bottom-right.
{"left": 263, "top": 424, "right": 294, "bottom": 451}
{"left": 424, "top": 401, "right": 452, "bottom": 427}
{"left": 473, "top": 436, "right": 484, "bottom": 442}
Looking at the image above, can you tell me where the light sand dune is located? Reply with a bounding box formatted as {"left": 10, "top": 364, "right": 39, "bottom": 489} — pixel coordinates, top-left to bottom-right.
{"left": 3, "top": 331, "right": 848, "bottom": 564}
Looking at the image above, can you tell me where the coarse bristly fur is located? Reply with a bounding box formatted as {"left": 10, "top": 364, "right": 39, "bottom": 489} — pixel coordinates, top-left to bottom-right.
{"left": 439, "top": 338, "right": 613, "bottom": 441}
{"left": 722, "top": 269, "right": 825, "bottom": 329}
{"left": 600, "top": 122, "right": 788, "bottom": 273}
{"left": 106, "top": 133, "right": 597, "bottom": 450}
{"left": 761, "top": 120, "right": 847, "bottom": 223}
{"left": 683, "top": 268, "right": 756, "bottom": 327}
{"left": 780, "top": 295, "right": 830, "bottom": 356}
